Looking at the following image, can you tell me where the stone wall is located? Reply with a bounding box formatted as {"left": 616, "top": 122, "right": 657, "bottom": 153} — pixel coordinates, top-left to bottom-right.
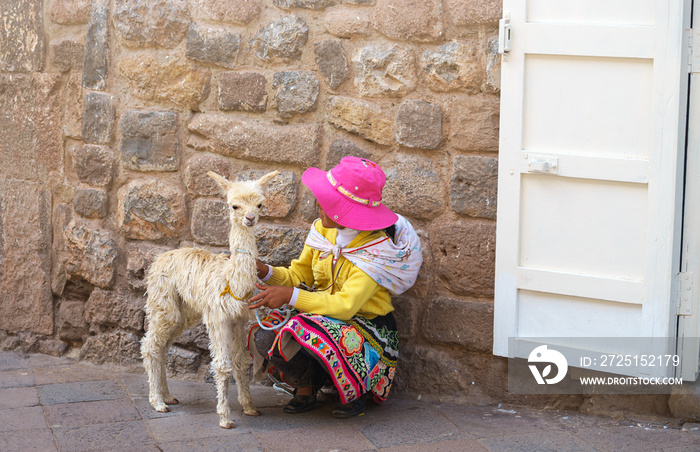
{"left": 0, "top": 0, "right": 506, "bottom": 402}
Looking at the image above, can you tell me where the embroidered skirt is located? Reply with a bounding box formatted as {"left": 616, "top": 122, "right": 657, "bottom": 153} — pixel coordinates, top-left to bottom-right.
{"left": 250, "top": 310, "right": 399, "bottom": 405}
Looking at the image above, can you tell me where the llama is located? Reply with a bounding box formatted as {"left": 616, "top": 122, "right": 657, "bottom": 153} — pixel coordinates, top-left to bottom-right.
{"left": 141, "top": 170, "right": 278, "bottom": 429}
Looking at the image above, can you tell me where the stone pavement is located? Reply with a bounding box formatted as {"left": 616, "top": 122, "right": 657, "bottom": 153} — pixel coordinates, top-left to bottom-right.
{"left": 1, "top": 350, "right": 699, "bottom": 452}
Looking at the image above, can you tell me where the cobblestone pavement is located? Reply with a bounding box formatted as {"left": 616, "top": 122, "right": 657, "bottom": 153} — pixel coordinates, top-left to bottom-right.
{"left": 1, "top": 350, "right": 699, "bottom": 451}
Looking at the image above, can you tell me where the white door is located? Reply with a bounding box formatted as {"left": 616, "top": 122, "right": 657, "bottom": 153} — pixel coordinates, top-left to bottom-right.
{"left": 493, "top": 0, "right": 691, "bottom": 378}
{"left": 677, "top": 3, "right": 700, "bottom": 382}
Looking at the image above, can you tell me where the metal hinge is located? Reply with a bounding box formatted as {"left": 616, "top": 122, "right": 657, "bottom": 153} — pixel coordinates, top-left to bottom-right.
{"left": 499, "top": 12, "right": 511, "bottom": 55}
{"left": 688, "top": 28, "right": 700, "bottom": 73}
{"left": 676, "top": 272, "right": 693, "bottom": 316}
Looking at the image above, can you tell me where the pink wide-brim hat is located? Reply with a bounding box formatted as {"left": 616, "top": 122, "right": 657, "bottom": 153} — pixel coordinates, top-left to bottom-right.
{"left": 302, "top": 156, "right": 398, "bottom": 231}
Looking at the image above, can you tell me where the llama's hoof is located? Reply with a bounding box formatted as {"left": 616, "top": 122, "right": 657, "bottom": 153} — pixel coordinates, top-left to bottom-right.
{"left": 154, "top": 405, "right": 170, "bottom": 413}
{"left": 220, "top": 420, "right": 236, "bottom": 429}
{"left": 244, "top": 408, "right": 261, "bottom": 416}
{"left": 164, "top": 397, "right": 179, "bottom": 405}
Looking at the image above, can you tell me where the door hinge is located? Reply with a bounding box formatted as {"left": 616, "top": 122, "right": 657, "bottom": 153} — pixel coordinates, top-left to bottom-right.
{"left": 499, "top": 12, "right": 511, "bottom": 55}
{"left": 688, "top": 28, "right": 700, "bottom": 73}
{"left": 675, "top": 272, "right": 693, "bottom": 316}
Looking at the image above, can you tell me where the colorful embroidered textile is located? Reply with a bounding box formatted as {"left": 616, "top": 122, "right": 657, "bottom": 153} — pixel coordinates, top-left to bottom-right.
{"left": 254, "top": 311, "right": 398, "bottom": 404}
{"left": 304, "top": 214, "right": 423, "bottom": 295}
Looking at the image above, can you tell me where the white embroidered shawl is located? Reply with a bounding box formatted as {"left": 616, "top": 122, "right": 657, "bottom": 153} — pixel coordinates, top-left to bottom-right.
{"left": 304, "top": 214, "right": 423, "bottom": 295}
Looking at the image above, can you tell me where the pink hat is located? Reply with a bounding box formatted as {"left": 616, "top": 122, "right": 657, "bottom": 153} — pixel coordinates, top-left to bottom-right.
{"left": 302, "top": 156, "right": 398, "bottom": 230}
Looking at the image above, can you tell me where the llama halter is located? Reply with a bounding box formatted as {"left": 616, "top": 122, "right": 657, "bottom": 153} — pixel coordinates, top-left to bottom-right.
{"left": 219, "top": 281, "right": 251, "bottom": 301}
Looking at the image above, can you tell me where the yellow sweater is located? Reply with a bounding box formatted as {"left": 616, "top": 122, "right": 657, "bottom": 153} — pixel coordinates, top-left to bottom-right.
{"left": 267, "top": 221, "right": 393, "bottom": 321}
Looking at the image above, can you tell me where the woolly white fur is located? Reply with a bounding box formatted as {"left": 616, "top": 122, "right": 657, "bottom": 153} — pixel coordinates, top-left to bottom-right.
{"left": 141, "top": 170, "right": 279, "bottom": 429}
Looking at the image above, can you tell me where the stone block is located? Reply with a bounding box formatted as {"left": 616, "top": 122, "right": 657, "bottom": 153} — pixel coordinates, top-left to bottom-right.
{"left": 314, "top": 40, "right": 350, "bottom": 90}
{"left": 126, "top": 243, "right": 172, "bottom": 291}
{"left": 273, "top": 71, "right": 320, "bottom": 118}
{"left": 0, "top": 181, "right": 53, "bottom": 335}
{"left": 50, "top": 39, "right": 84, "bottom": 73}
{"left": 323, "top": 7, "right": 370, "bottom": 38}
{"left": 353, "top": 44, "right": 417, "bottom": 98}
{"left": 451, "top": 154, "right": 498, "bottom": 219}
{"left": 396, "top": 99, "right": 443, "bottom": 149}
{"left": 299, "top": 189, "right": 317, "bottom": 223}
{"left": 188, "top": 113, "right": 322, "bottom": 166}
{"left": 485, "top": 35, "right": 501, "bottom": 93}
{"left": 422, "top": 41, "right": 482, "bottom": 93}
{"left": 372, "top": 0, "right": 443, "bottom": 42}
{"left": 249, "top": 16, "right": 309, "bottom": 62}
{"left": 167, "top": 346, "right": 202, "bottom": 374}
{"left": 0, "top": 0, "right": 45, "bottom": 72}
{"left": 191, "top": 199, "right": 229, "bottom": 246}
{"left": 50, "top": 0, "right": 91, "bottom": 25}
{"left": 120, "top": 110, "right": 179, "bottom": 172}
{"left": 274, "top": 0, "right": 340, "bottom": 9}
{"left": 82, "top": 92, "right": 116, "bottom": 145}
{"left": 85, "top": 289, "right": 145, "bottom": 332}
{"left": 79, "top": 331, "right": 142, "bottom": 366}
{"left": 196, "top": 0, "right": 261, "bottom": 25}
{"left": 445, "top": 0, "right": 502, "bottom": 26}
{"left": 669, "top": 388, "right": 700, "bottom": 420}
{"left": 114, "top": 0, "right": 189, "bottom": 48}
{"left": 430, "top": 220, "right": 496, "bottom": 297}
{"left": 392, "top": 295, "right": 418, "bottom": 338}
{"left": 381, "top": 154, "right": 444, "bottom": 219}
{"left": 237, "top": 170, "right": 297, "bottom": 218}
{"left": 118, "top": 54, "right": 211, "bottom": 109}
{"left": 256, "top": 225, "right": 308, "bottom": 267}
{"left": 117, "top": 179, "right": 187, "bottom": 241}
{"left": 326, "top": 96, "right": 393, "bottom": 146}
{"left": 0, "top": 74, "right": 63, "bottom": 180}
{"left": 82, "top": 0, "right": 110, "bottom": 91}
{"left": 422, "top": 297, "right": 494, "bottom": 352}
{"left": 184, "top": 155, "right": 233, "bottom": 196}
{"left": 37, "top": 340, "right": 70, "bottom": 357}
{"left": 449, "top": 94, "right": 500, "bottom": 152}
{"left": 58, "top": 299, "right": 88, "bottom": 341}
{"left": 74, "top": 145, "right": 114, "bottom": 187}
{"left": 396, "top": 345, "right": 472, "bottom": 395}
{"left": 218, "top": 71, "right": 267, "bottom": 112}
{"left": 73, "top": 187, "right": 109, "bottom": 219}
{"left": 63, "top": 75, "right": 84, "bottom": 140}
{"left": 327, "top": 139, "right": 371, "bottom": 169}
{"left": 174, "top": 323, "right": 209, "bottom": 350}
{"left": 63, "top": 219, "right": 118, "bottom": 289}
{"left": 186, "top": 23, "right": 241, "bottom": 68}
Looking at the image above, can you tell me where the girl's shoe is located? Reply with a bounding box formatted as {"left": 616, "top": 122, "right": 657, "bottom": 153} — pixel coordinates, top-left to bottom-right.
{"left": 331, "top": 397, "right": 366, "bottom": 419}
{"left": 283, "top": 392, "right": 317, "bottom": 414}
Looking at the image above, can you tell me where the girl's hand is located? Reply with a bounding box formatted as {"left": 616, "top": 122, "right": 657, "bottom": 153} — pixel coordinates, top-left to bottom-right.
{"left": 255, "top": 260, "right": 269, "bottom": 280}
{"left": 248, "top": 283, "right": 293, "bottom": 310}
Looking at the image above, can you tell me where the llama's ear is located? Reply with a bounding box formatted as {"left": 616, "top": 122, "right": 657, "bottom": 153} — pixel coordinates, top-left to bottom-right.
{"left": 208, "top": 171, "right": 233, "bottom": 194}
{"left": 256, "top": 171, "right": 279, "bottom": 187}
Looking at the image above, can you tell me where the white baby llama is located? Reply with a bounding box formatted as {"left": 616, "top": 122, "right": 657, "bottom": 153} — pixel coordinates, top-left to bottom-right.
{"left": 141, "top": 170, "right": 278, "bottom": 429}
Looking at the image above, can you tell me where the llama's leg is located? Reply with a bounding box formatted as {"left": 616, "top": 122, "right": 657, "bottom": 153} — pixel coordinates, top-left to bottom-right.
{"left": 142, "top": 295, "right": 183, "bottom": 412}
{"left": 206, "top": 318, "right": 236, "bottom": 428}
{"left": 232, "top": 323, "right": 260, "bottom": 416}
{"left": 141, "top": 314, "right": 172, "bottom": 412}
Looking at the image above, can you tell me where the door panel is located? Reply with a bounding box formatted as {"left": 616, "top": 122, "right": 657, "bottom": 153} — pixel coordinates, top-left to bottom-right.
{"left": 494, "top": 0, "right": 690, "bottom": 379}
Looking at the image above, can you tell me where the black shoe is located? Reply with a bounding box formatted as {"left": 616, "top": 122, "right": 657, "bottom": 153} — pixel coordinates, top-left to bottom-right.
{"left": 283, "top": 393, "right": 317, "bottom": 414}
{"left": 331, "top": 397, "right": 366, "bottom": 419}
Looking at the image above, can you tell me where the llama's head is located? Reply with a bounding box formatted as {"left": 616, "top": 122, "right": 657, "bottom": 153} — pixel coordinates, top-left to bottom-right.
{"left": 208, "top": 171, "right": 280, "bottom": 228}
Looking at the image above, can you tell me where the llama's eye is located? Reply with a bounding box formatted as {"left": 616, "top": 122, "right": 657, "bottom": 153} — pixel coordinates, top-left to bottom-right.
{"left": 257, "top": 204, "right": 263, "bottom": 209}
{"left": 231, "top": 205, "right": 239, "bottom": 210}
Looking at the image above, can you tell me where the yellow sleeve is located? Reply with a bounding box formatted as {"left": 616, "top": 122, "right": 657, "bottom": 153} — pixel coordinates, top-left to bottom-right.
{"left": 292, "top": 264, "right": 383, "bottom": 321}
{"left": 267, "top": 243, "right": 315, "bottom": 288}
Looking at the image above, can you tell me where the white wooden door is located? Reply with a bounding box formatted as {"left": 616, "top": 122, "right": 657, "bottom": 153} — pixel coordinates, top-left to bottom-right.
{"left": 493, "top": 0, "right": 691, "bottom": 378}
{"left": 677, "top": 3, "right": 700, "bottom": 382}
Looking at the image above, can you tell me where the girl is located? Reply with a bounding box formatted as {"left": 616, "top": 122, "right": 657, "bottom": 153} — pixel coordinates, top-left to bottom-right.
{"left": 247, "top": 156, "right": 422, "bottom": 418}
